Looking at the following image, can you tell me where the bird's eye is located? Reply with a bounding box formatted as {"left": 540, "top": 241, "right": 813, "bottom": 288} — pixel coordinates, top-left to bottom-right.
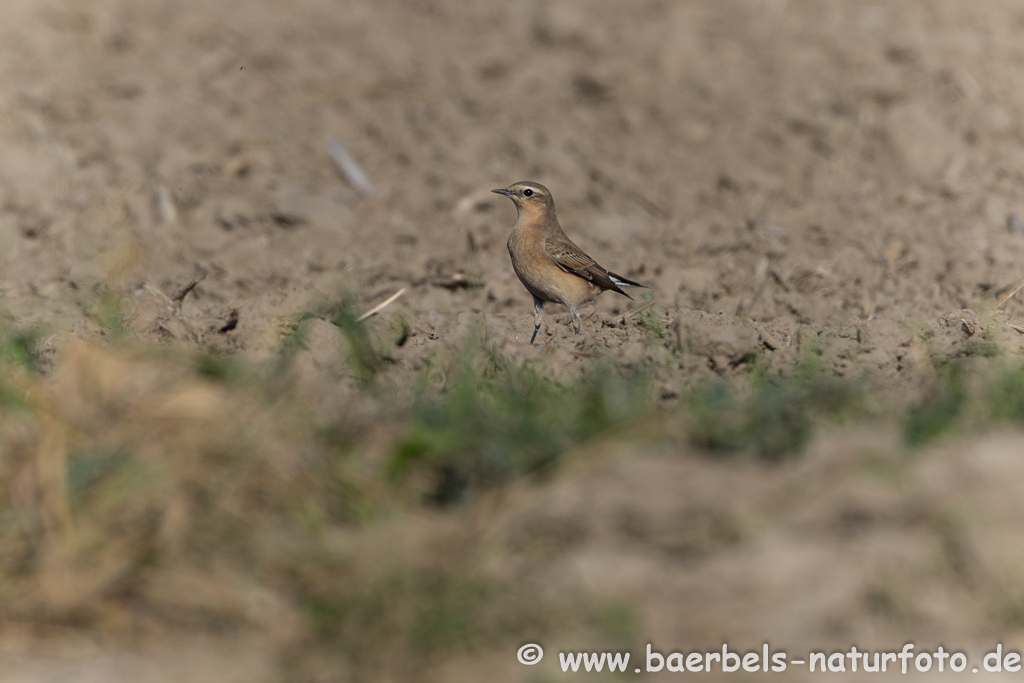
{"left": 522, "top": 188, "right": 534, "bottom": 197}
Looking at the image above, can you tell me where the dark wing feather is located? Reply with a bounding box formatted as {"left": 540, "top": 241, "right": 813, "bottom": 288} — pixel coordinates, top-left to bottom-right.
{"left": 545, "top": 237, "right": 632, "bottom": 298}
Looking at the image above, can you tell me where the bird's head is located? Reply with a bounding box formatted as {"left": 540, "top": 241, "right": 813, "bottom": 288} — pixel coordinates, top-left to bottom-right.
{"left": 491, "top": 181, "right": 555, "bottom": 218}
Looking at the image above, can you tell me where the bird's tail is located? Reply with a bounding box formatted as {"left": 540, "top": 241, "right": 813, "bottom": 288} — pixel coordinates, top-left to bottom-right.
{"left": 608, "top": 271, "right": 648, "bottom": 289}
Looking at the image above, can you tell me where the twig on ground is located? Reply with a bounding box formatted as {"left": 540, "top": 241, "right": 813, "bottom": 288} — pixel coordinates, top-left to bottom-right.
{"left": 173, "top": 273, "right": 207, "bottom": 307}
{"left": 995, "top": 276, "right": 1024, "bottom": 310}
{"left": 357, "top": 288, "right": 406, "bottom": 322}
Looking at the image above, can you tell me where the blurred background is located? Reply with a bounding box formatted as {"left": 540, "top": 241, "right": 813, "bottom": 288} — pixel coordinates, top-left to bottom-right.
{"left": 1, "top": 0, "right": 1024, "bottom": 680}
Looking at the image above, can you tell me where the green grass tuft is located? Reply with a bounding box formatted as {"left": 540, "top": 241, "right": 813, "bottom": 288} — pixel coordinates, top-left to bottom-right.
{"left": 904, "top": 365, "right": 966, "bottom": 446}
{"left": 78, "top": 284, "right": 131, "bottom": 340}
{"left": 688, "top": 359, "right": 861, "bottom": 461}
{"left": 390, "top": 330, "right": 653, "bottom": 503}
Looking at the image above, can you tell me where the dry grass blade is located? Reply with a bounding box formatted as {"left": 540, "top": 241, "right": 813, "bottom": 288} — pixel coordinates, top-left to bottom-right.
{"left": 622, "top": 299, "right": 656, "bottom": 320}
{"left": 145, "top": 283, "right": 174, "bottom": 309}
{"left": 153, "top": 185, "right": 178, "bottom": 225}
{"left": 940, "top": 284, "right": 969, "bottom": 309}
{"left": 328, "top": 140, "right": 375, "bottom": 196}
{"left": 995, "top": 276, "right": 1024, "bottom": 309}
{"left": 357, "top": 287, "right": 406, "bottom": 322}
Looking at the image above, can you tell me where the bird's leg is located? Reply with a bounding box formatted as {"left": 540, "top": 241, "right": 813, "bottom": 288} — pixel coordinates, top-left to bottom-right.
{"left": 531, "top": 296, "right": 544, "bottom": 344}
{"left": 570, "top": 308, "right": 581, "bottom": 335}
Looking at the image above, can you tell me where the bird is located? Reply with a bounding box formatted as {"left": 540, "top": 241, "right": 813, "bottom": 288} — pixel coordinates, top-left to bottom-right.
{"left": 492, "top": 181, "right": 648, "bottom": 344}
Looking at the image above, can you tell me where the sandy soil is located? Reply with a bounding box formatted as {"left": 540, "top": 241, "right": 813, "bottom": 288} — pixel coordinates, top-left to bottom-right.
{"left": 3, "top": 0, "right": 1024, "bottom": 680}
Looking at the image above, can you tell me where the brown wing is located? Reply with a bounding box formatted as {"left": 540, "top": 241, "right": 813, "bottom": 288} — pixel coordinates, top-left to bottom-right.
{"left": 545, "top": 236, "right": 631, "bottom": 298}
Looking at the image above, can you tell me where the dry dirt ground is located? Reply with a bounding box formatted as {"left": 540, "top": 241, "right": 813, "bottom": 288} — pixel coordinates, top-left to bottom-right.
{"left": 3, "top": 0, "right": 1024, "bottom": 680}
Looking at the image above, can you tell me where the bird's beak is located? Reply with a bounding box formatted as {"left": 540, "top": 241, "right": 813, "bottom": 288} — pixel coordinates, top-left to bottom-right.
{"left": 491, "top": 188, "right": 513, "bottom": 197}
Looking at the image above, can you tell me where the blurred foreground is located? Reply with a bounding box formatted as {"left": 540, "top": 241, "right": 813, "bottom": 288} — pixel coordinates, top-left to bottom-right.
{"left": 1, "top": 309, "right": 1024, "bottom": 680}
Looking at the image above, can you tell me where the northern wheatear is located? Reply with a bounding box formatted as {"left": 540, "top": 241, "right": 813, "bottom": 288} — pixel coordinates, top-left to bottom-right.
{"left": 492, "top": 181, "right": 648, "bottom": 343}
